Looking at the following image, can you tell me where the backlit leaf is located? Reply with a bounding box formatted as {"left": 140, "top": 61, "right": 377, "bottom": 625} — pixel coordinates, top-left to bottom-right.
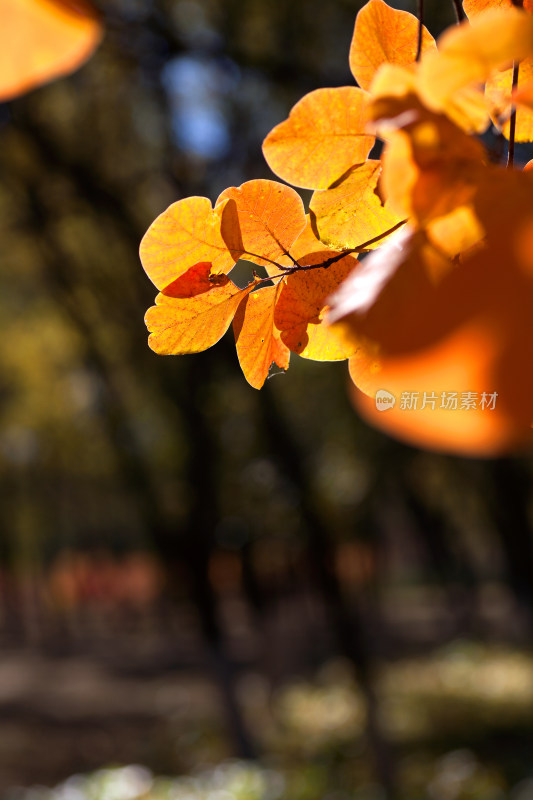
{"left": 140, "top": 197, "right": 237, "bottom": 290}
{"left": 463, "top": 0, "right": 533, "bottom": 16}
{"left": 233, "top": 284, "right": 290, "bottom": 390}
{"left": 310, "top": 160, "right": 404, "bottom": 251}
{"left": 0, "top": 0, "right": 102, "bottom": 101}
{"left": 217, "top": 179, "right": 306, "bottom": 270}
{"left": 349, "top": 0, "right": 436, "bottom": 91}
{"left": 419, "top": 8, "right": 533, "bottom": 111}
{"left": 329, "top": 164, "right": 533, "bottom": 455}
{"left": 262, "top": 88, "right": 374, "bottom": 190}
{"left": 373, "top": 98, "right": 486, "bottom": 224}
{"left": 275, "top": 255, "right": 358, "bottom": 361}
{"left": 486, "top": 58, "right": 533, "bottom": 141}
{"left": 145, "top": 262, "right": 255, "bottom": 355}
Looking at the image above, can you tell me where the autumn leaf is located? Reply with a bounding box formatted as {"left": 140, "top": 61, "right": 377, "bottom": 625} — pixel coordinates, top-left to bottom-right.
{"left": 329, "top": 163, "right": 533, "bottom": 455}
{"left": 349, "top": 0, "right": 436, "bottom": 91}
{"left": 233, "top": 284, "right": 290, "bottom": 390}
{"left": 145, "top": 262, "right": 255, "bottom": 355}
{"left": 309, "top": 160, "right": 404, "bottom": 251}
{"left": 463, "top": 0, "right": 533, "bottom": 16}
{"left": 349, "top": 329, "right": 533, "bottom": 457}
{"left": 217, "top": 179, "right": 306, "bottom": 270}
{"left": 275, "top": 255, "right": 358, "bottom": 361}
{"left": 486, "top": 59, "right": 533, "bottom": 141}
{"left": 370, "top": 62, "right": 490, "bottom": 133}
{"left": 0, "top": 0, "right": 102, "bottom": 101}
{"left": 371, "top": 97, "right": 486, "bottom": 225}
{"left": 140, "top": 196, "right": 237, "bottom": 290}
{"left": 261, "top": 88, "right": 374, "bottom": 190}
{"left": 419, "top": 7, "right": 533, "bottom": 111}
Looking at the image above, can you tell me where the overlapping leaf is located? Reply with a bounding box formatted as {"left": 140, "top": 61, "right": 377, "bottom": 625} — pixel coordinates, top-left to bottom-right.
{"left": 419, "top": 7, "right": 533, "bottom": 111}
{"left": 0, "top": 0, "right": 102, "bottom": 101}
{"left": 145, "top": 262, "right": 256, "bottom": 355}
{"left": 486, "top": 59, "right": 533, "bottom": 141}
{"left": 140, "top": 196, "right": 237, "bottom": 290}
{"left": 310, "top": 160, "right": 404, "bottom": 251}
{"left": 328, "top": 138, "right": 533, "bottom": 454}
{"left": 233, "top": 285, "right": 290, "bottom": 389}
{"left": 262, "top": 88, "right": 374, "bottom": 190}
{"left": 349, "top": 0, "right": 436, "bottom": 91}
{"left": 275, "top": 255, "right": 358, "bottom": 361}
{"left": 217, "top": 180, "right": 306, "bottom": 269}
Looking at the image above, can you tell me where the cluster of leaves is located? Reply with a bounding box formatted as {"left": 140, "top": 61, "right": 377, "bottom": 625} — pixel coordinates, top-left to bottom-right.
{"left": 140, "top": 0, "right": 533, "bottom": 456}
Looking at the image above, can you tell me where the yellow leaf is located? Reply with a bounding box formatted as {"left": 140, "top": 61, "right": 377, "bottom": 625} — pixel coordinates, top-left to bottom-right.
{"left": 233, "top": 284, "right": 290, "bottom": 389}
{"left": 145, "top": 262, "right": 254, "bottom": 354}
{"left": 217, "top": 179, "right": 306, "bottom": 270}
{"left": 310, "top": 160, "right": 404, "bottom": 251}
{"left": 419, "top": 8, "right": 533, "bottom": 112}
{"left": 373, "top": 98, "right": 486, "bottom": 224}
{"left": 262, "top": 88, "right": 374, "bottom": 190}
{"left": 486, "top": 58, "right": 533, "bottom": 141}
{"left": 140, "top": 196, "right": 236, "bottom": 290}
{"left": 349, "top": 0, "right": 436, "bottom": 91}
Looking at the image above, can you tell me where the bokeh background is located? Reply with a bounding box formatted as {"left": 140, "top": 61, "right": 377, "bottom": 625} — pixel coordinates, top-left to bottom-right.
{"left": 2, "top": 0, "right": 533, "bottom": 797}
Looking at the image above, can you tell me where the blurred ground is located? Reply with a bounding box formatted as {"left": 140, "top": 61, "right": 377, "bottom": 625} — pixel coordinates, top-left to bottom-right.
{"left": 1, "top": 588, "right": 533, "bottom": 797}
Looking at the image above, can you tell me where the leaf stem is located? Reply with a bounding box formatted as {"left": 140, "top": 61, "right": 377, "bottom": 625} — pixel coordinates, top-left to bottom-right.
{"left": 507, "top": 61, "right": 520, "bottom": 169}
{"left": 451, "top": 0, "right": 466, "bottom": 23}
{"left": 253, "top": 219, "right": 408, "bottom": 285}
{"left": 416, "top": 0, "right": 424, "bottom": 62}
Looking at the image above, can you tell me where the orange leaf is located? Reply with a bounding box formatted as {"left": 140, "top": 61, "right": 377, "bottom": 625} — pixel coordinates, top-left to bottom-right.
{"left": 419, "top": 8, "right": 533, "bottom": 111}
{"left": 328, "top": 164, "right": 533, "bottom": 456}
{"left": 217, "top": 179, "right": 306, "bottom": 270}
{"left": 262, "top": 88, "right": 374, "bottom": 190}
{"left": 487, "top": 58, "right": 533, "bottom": 141}
{"left": 0, "top": 0, "right": 102, "bottom": 101}
{"left": 145, "top": 262, "right": 255, "bottom": 355}
{"left": 274, "top": 255, "right": 358, "bottom": 361}
{"left": 139, "top": 196, "right": 237, "bottom": 290}
{"left": 373, "top": 98, "right": 486, "bottom": 224}
{"left": 349, "top": 0, "right": 436, "bottom": 91}
{"left": 309, "top": 160, "right": 404, "bottom": 251}
{"left": 233, "top": 284, "right": 290, "bottom": 389}
{"left": 349, "top": 329, "right": 533, "bottom": 457}
{"left": 463, "top": 0, "right": 533, "bottom": 16}
{"left": 289, "top": 216, "right": 334, "bottom": 261}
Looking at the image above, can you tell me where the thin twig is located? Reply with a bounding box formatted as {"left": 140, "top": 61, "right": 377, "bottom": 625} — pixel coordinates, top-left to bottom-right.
{"left": 416, "top": 0, "right": 424, "bottom": 61}
{"left": 507, "top": 62, "right": 520, "bottom": 168}
{"left": 451, "top": 0, "right": 466, "bottom": 22}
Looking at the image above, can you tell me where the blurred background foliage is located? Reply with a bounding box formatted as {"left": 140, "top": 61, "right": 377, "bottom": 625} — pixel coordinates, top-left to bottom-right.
{"left": 2, "top": 0, "right": 533, "bottom": 797}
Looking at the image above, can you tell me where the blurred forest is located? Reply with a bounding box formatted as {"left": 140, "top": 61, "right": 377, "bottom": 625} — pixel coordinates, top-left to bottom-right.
{"left": 2, "top": 0, "right": 533, "bottom": 798}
